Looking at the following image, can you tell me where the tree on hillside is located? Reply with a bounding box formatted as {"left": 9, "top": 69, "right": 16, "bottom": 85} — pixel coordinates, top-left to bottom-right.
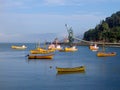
{"left": 83, "top": 11, "right": 120, "bottom": 43}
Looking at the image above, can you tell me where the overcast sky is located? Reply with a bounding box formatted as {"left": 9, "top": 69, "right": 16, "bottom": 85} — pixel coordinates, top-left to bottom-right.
{"left": 0, "top": 0, "right": 120, "bottom": 42}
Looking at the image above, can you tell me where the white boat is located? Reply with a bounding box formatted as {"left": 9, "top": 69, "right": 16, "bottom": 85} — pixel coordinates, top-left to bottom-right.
{"left": 11, "top": 45, "right": 27, "bottom": 50}
{"left": 48, "top": 44, "right": 62, "bottom": 50}
{"left": 89, "top": 44, "right": 99, "bottom": 51}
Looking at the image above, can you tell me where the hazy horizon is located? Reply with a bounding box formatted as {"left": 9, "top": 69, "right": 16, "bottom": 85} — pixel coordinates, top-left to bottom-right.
{"left": 0, "top": 0, "right": 120, "bottom": 42}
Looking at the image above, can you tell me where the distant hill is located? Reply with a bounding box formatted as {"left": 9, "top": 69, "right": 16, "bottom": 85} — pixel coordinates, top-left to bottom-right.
{"left": 83, "top": 11, "right": 120, "bottom": 43}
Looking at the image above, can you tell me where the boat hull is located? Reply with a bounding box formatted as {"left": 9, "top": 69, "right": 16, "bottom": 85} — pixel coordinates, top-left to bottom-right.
{"left": 65, "top": 48, "right": 77, "bottom": 52}
{"left": 90, "top": 47, "right": 99, "bottom": 51}
{"left": 56, "top": 66, "right": 85, "bottom": 72}
{"left": 28, "top": 54, "right": 54, "bottom": 59}
{"left": 97, "top": 52, "right": 116, "bottom": 57}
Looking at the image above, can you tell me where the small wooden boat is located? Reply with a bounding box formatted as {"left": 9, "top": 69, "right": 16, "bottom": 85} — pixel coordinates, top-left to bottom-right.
{"left": 56, "top": 66, "right": 85, "bottom": 72}
{"left": 28, "top": 54, "right": 54, "bottom": 59}
{"left": 97, "top": 52, "right": 116, "bottom": 57}
{"left": 59, "top": 46, "right": 78, "bottom": 52}
{"left": 11, "top": 45, "right": 27, "bottom": 50}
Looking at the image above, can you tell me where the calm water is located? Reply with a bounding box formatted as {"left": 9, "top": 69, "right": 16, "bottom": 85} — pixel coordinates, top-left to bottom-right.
{"left": 0, "top": 43, "right": 120, "bottom": 90}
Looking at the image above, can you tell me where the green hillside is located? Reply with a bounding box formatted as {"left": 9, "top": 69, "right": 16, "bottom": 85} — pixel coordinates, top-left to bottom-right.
{"left": 83, "top": 11, "right": 120, "bottom": 43}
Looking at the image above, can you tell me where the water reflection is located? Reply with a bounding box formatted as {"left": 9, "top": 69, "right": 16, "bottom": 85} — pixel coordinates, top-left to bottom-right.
{"left": 26, "top": 58, "right": 53, "bottom": 63}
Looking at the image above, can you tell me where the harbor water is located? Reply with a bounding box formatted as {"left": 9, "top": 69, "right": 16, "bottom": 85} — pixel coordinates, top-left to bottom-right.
{"left": 0, "top": 43, "right": 120, "bottom": 90}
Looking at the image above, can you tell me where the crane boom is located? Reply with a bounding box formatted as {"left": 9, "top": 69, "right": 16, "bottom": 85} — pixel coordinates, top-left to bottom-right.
{"left": 65, "top": 24, "right": 97, "bottom": 45}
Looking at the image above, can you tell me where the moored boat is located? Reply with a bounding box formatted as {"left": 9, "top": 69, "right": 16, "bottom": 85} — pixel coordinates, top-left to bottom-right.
{"left": 11, "top": 45, "right": 27, "bottom": 50}
{"left": 59, "top": 46, "right": 78, "bottom": 52}
{"left": 27, "top": 54, "right": 54, "bottom": 59}
{"left": 96, "top": 41, "right": 116, "bottom": 57}
{"left": 56, "top": 66, "right": 85, "bottom": 72}
{"left": 48, "top": 44, "right": 62, "bottom": 50}
{"left": 97, "top": 52, "right": 116, "bottom": 57}
{"left": 30, "top": 47, "right": 55, "bottom": 54}
{"left": 48, "top": 38, "right": 63, "bottom": 51}
{"left": 89, "top": 44, "right": 99, "bottom": 51}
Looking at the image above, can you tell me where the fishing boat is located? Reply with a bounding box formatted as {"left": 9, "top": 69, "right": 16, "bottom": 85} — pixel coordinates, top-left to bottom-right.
{"left": 11, "top": 45, "right": 27, "bottom": 50}
{"left": 30, "top": 42, "right": 55, "bottom": 54}
{"left": 48, "top": 44, "right": 62, "bottom": 50}
{"left": 97, "top": 52, "right": 116, "bottom": 57}
{"left": 27, "top": 54, "right": 54, "bottom": 59}
{"left": 59, "top": 46, "right": 78, "bottom": 52}
{"left": 30, "top": 47, "right": 55, "bottom": 54}
{"left": 97, "top": 42, "right": 116, "bottom": 57}
{"left": 48, "top": 37, "right": 62, "bottom": 51}
{"left": 56, "top": 66, "right": 85, "bottom": 72}
{"left": 89, "top": 43, "right": 99, "bottom": 51}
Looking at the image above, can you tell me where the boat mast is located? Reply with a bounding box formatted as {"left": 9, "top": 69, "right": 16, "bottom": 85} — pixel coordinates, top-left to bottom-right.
{"left": 102, "top": 39, "right": 105, "bottom": 52}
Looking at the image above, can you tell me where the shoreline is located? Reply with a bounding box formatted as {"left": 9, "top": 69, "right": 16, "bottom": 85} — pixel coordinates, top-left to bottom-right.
{"left": 46, "top": 42, "right": 120, "bottom": 47}
{"left": 55, "top": 42, "right": 120, "bottom": 47}
{"left": 1, "top": 42, "right": 120, "bottom": 47}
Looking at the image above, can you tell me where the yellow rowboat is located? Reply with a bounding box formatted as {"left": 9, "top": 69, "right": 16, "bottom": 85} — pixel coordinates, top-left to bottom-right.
{"left": 30, "top": 48, "right": 55, "bottom": 54}
{"left": 59, "top": 46, "right": 78, "bottom": 52}
{"left": 27, "top": 54, "right": 54, "bottom": 59}
{"left": 11, "top": 45, "right": 27, "bottom": 50}
{"left": 56, "top": 66, "right": 85, "bottom": 72}
{"left": 97, "top": 52, "right": 116, "bottom": 57}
